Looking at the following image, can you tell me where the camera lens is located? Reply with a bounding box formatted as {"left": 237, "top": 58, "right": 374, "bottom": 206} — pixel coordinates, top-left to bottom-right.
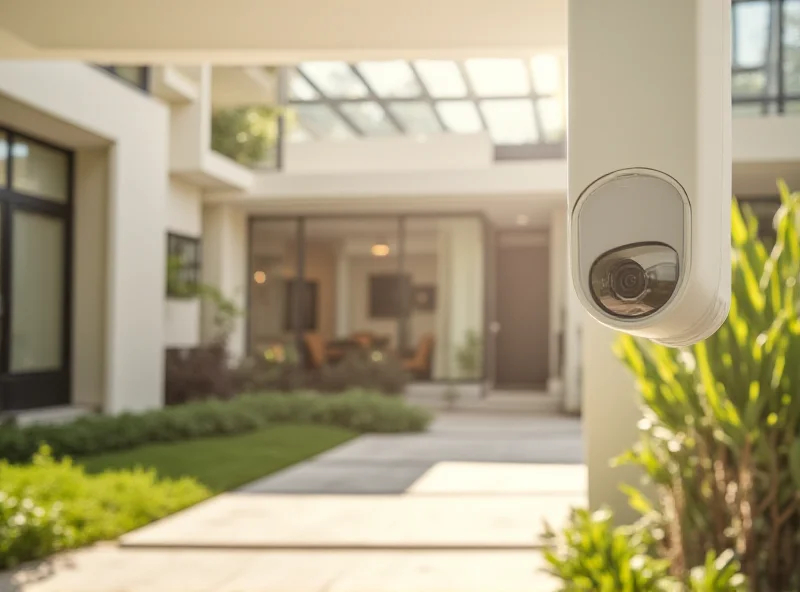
{"left": 589, "top": 243, "right": 679, "bottom": 319}
{"left": 610, "top": 260, "right": 648, "bottom": 301}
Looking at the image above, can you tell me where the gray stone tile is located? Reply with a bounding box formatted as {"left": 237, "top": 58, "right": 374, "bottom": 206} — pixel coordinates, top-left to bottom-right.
{"left": 241, "top": 461, "right": 433, "bottom": 494}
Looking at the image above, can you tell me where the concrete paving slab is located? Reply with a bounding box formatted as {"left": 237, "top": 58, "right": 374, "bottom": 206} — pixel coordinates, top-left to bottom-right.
{"left": 321, "top": 434, "right": 583, "bottom": 464}
{"left": 3, "top": 548, "right": 558, "bottom": 592}
{"left": 407, "top": 462, "right": 587, "bottom": 495}
{"left": 120, "top": 493, "right": 581, "bottom": 549}
{"left": 241, "top": 414, "right": 583, "bottom": 495}
{"left": 242, "top": 460, "right": 433, "bottom": 494}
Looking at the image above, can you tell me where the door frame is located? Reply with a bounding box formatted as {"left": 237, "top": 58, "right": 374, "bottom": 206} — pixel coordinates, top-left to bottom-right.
{"left": 0, "top": 126, "right": 74, "bottom": 412}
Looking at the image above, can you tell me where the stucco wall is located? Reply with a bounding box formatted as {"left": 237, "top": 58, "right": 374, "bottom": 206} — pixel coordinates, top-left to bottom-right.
{"left": 72, "top": 149, "right": 108, "bottom": 410}
{"left": 0, "top": 61, "right": 168, "bottom": 413}
{"left": 165, "top": 178, "right": 203, "bottom": 348}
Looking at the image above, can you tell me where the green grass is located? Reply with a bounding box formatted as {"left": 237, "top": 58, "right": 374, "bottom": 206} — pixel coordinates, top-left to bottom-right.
{"left": 78, "top": 424, "right": 356, "bottom": 492}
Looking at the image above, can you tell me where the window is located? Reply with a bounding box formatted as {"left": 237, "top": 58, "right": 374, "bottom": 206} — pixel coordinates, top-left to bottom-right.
{"left": 98, "top": 66, "right": 150, "bottom": 92}
{"left": 11, "top": 137, "right": 69, "bottom": 203}
{"left": 732, "top": 0, "right": 800, "bottom": 114}
{"left": 166, "top": 233, "right": 201, "bottom": 297}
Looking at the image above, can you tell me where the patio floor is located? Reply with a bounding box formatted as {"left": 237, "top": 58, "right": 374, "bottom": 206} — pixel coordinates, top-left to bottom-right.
{"left": 2, "top": 413, "right": 585, "bottom": 592}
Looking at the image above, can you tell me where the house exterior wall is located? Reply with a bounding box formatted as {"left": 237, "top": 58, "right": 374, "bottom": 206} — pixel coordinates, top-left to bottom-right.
{"left": 284, "top": 134, "right": 493, "bottom": 174}
{"left": 165, "top": 178, "right": 203, "bottom": 348}
{"left": 73, "top": 148, "right": 108, "bottom": 411}
{"left": 0, "top": 61, "right": 169, "bottom": 414}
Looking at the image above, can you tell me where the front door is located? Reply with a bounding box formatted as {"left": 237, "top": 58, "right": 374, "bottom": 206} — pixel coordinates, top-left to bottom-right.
{"left": 494, "top": 231, "right": 549, "bottom": 389}
{"left": 0, "top": 129, "right": 72, "bottom": 411}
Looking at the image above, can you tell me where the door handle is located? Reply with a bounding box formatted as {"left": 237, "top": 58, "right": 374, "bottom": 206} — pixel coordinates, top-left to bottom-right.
{"left": 490, "top": 321, "right": 501, "bottom": 334}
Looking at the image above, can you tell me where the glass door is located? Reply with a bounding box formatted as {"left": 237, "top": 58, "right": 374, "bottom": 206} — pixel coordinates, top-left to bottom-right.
{"left": 0, "top": 129, "right": 72, "bottom": 411}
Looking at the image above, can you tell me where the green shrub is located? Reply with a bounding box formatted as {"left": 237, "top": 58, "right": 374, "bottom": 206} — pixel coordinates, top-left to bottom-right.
{"left": 615, "top": 183, "right": 800, "bottom": 590}
{"left": 0, "top": 446, "right": 209, "bottom": 567}
{"left": 0, "top": 491, "right": 73, "bottom": 570}
{"left": 543, "top": 507, "right": 672, "bottom": 590}
{"left": 0, "top": 391, "right": 431, "bottom": 463}
{"left": 316, "top": 352, "right": 410, "bottom": 395}
{"left": 543, "top": 508, "right": 747, "bottom": 591}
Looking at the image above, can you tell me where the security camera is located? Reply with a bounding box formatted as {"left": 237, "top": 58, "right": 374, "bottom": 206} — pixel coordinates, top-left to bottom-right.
{"left": 568, "top": 0, "right": 731, "bottom": 346}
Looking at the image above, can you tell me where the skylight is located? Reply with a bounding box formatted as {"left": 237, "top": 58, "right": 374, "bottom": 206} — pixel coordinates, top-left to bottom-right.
{"left": 287, "top": 56, "right": 567, "bottom": 159}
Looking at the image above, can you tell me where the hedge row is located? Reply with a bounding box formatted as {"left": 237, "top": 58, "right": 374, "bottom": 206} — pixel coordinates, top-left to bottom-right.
{"left": 0, "top": 390, "right": 432, "bottom": 463}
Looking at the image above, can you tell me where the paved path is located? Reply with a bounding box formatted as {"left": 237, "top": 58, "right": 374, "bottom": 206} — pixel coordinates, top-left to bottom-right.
{"left": 2, "top": 414, "right": 584, "bottom": 592}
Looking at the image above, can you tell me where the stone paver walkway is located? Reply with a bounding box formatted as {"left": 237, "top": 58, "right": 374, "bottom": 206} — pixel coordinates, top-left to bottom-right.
{"left": 1, "top": 413, "right": 584, "bottom": 592}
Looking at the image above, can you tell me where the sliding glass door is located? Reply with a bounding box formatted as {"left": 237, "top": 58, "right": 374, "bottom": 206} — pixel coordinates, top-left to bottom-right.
{"left": 248, "top": 213, "right": 487, "bottom": 384}
{"left": 0, "top": 129, "right": 72, "bottom": 411}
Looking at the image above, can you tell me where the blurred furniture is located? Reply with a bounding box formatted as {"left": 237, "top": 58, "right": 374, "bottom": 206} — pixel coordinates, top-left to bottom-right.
{"left": 351, "top": 331, "right": 373, "bottom": 348}
{"left": 403, "top": 333, "right": 434, "bottom": 379}
{"left": 303, "top": 333, "right": 327, "bottom": 369}
{"left": 325, "top": 338, "right": 362, "bottom": 363}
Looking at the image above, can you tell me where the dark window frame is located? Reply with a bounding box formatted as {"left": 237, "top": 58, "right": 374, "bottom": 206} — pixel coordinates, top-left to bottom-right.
{"left": 96, "top": 65, "right": 151, "bottom": 93}
{"left": 0, "top": 126, "right": 74, "bottom": 412}
{"left": 166, "top": 233, "right": 202, "bottom": 298}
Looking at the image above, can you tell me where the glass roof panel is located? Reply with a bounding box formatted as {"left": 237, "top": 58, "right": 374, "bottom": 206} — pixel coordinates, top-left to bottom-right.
{"left": 299, "top": 61, "right": 369, "bottom": 98}
{"left": 388, "top": 101, "right": 443, "bottom": 135}
{"left": 291, "top": 104, "right": 355, "bottom": 140}
{"left": 530, "top": 55, "right": 561, "bottom": 96}
{"left": 289, "top": 71, "right": 319, "bottom": 100}
{"left": 356, "top": 60, "right": 422, "bottom": 98}
{"left": 413, "top": 60, "right": 468, "bottom": 98}
{"left": 339, "top": 101, "right": 399, "bottom": 136}
{"left": 734, "top": 0, "right": 771, "bottom": 68}
{"left": 465, "top": 58, "right": 530, "bottom": 97}
{"left": 537, "top": 97, "right": 565, "bottom": 143}
{"left": 435, "top": 100, "right": 483, "bottom": 133}
{"left": 480, "top": 99, "right": 538, "bottom": 144}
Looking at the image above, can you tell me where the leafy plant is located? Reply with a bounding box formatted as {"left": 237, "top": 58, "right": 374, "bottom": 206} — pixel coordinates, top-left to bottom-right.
{"left": 543, "top": 507, "right": 673, "bottom": 591}
{"left": 0, "top": 391, "right": 431, "bottom": 463}
{"left": 615, "top": 182, "right": 800, "bottom": 590}
{"left": 543, "top": 508, "right": 746, "bottom": 591}
{"left": 165, "top": 343, "right": 236, "bottom": 405}
{"left": 455, "top": 329, "right": 483, "bottom": 379}
{"left": 211, "top": 105, "right": 281, "bottom": 166}
{"left": 0, "top": 446, "right": 208, "bottom": 567}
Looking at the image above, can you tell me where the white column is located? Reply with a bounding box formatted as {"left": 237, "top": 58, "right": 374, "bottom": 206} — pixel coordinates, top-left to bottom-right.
{"left": 582, "top": 318, "right": 642, "bottom": 524}
{"left": 73, "top": 148, "right": 108, "bottom": 411}
{"left": 104, "top": 132, "right": 169, "bottom": 414}
{"left": 569, "top": 0, "right": 727, "bottom": 518}
{"left": 202, "top": 204, "right": 248, "bottom": 361}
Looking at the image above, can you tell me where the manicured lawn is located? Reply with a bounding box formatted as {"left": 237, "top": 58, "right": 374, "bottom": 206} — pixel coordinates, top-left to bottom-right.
{"left": 79, "top": 424, "right": 356, "bottom": 492}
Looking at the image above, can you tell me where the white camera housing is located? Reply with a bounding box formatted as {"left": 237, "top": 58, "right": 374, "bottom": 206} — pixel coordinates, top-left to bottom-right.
{"left": 568, "top": 0, "right": 732, "bottom": 346}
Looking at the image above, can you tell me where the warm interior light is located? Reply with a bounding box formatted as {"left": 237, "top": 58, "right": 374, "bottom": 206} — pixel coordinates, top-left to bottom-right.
{"left": 371, "top": 242, "right": 390, "bottom": 257}
{"left": 253, "top": 270, "right": 267, "bottom": 284}
{"left": 516, "top": 214, "right": 530, "bottom": 226}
